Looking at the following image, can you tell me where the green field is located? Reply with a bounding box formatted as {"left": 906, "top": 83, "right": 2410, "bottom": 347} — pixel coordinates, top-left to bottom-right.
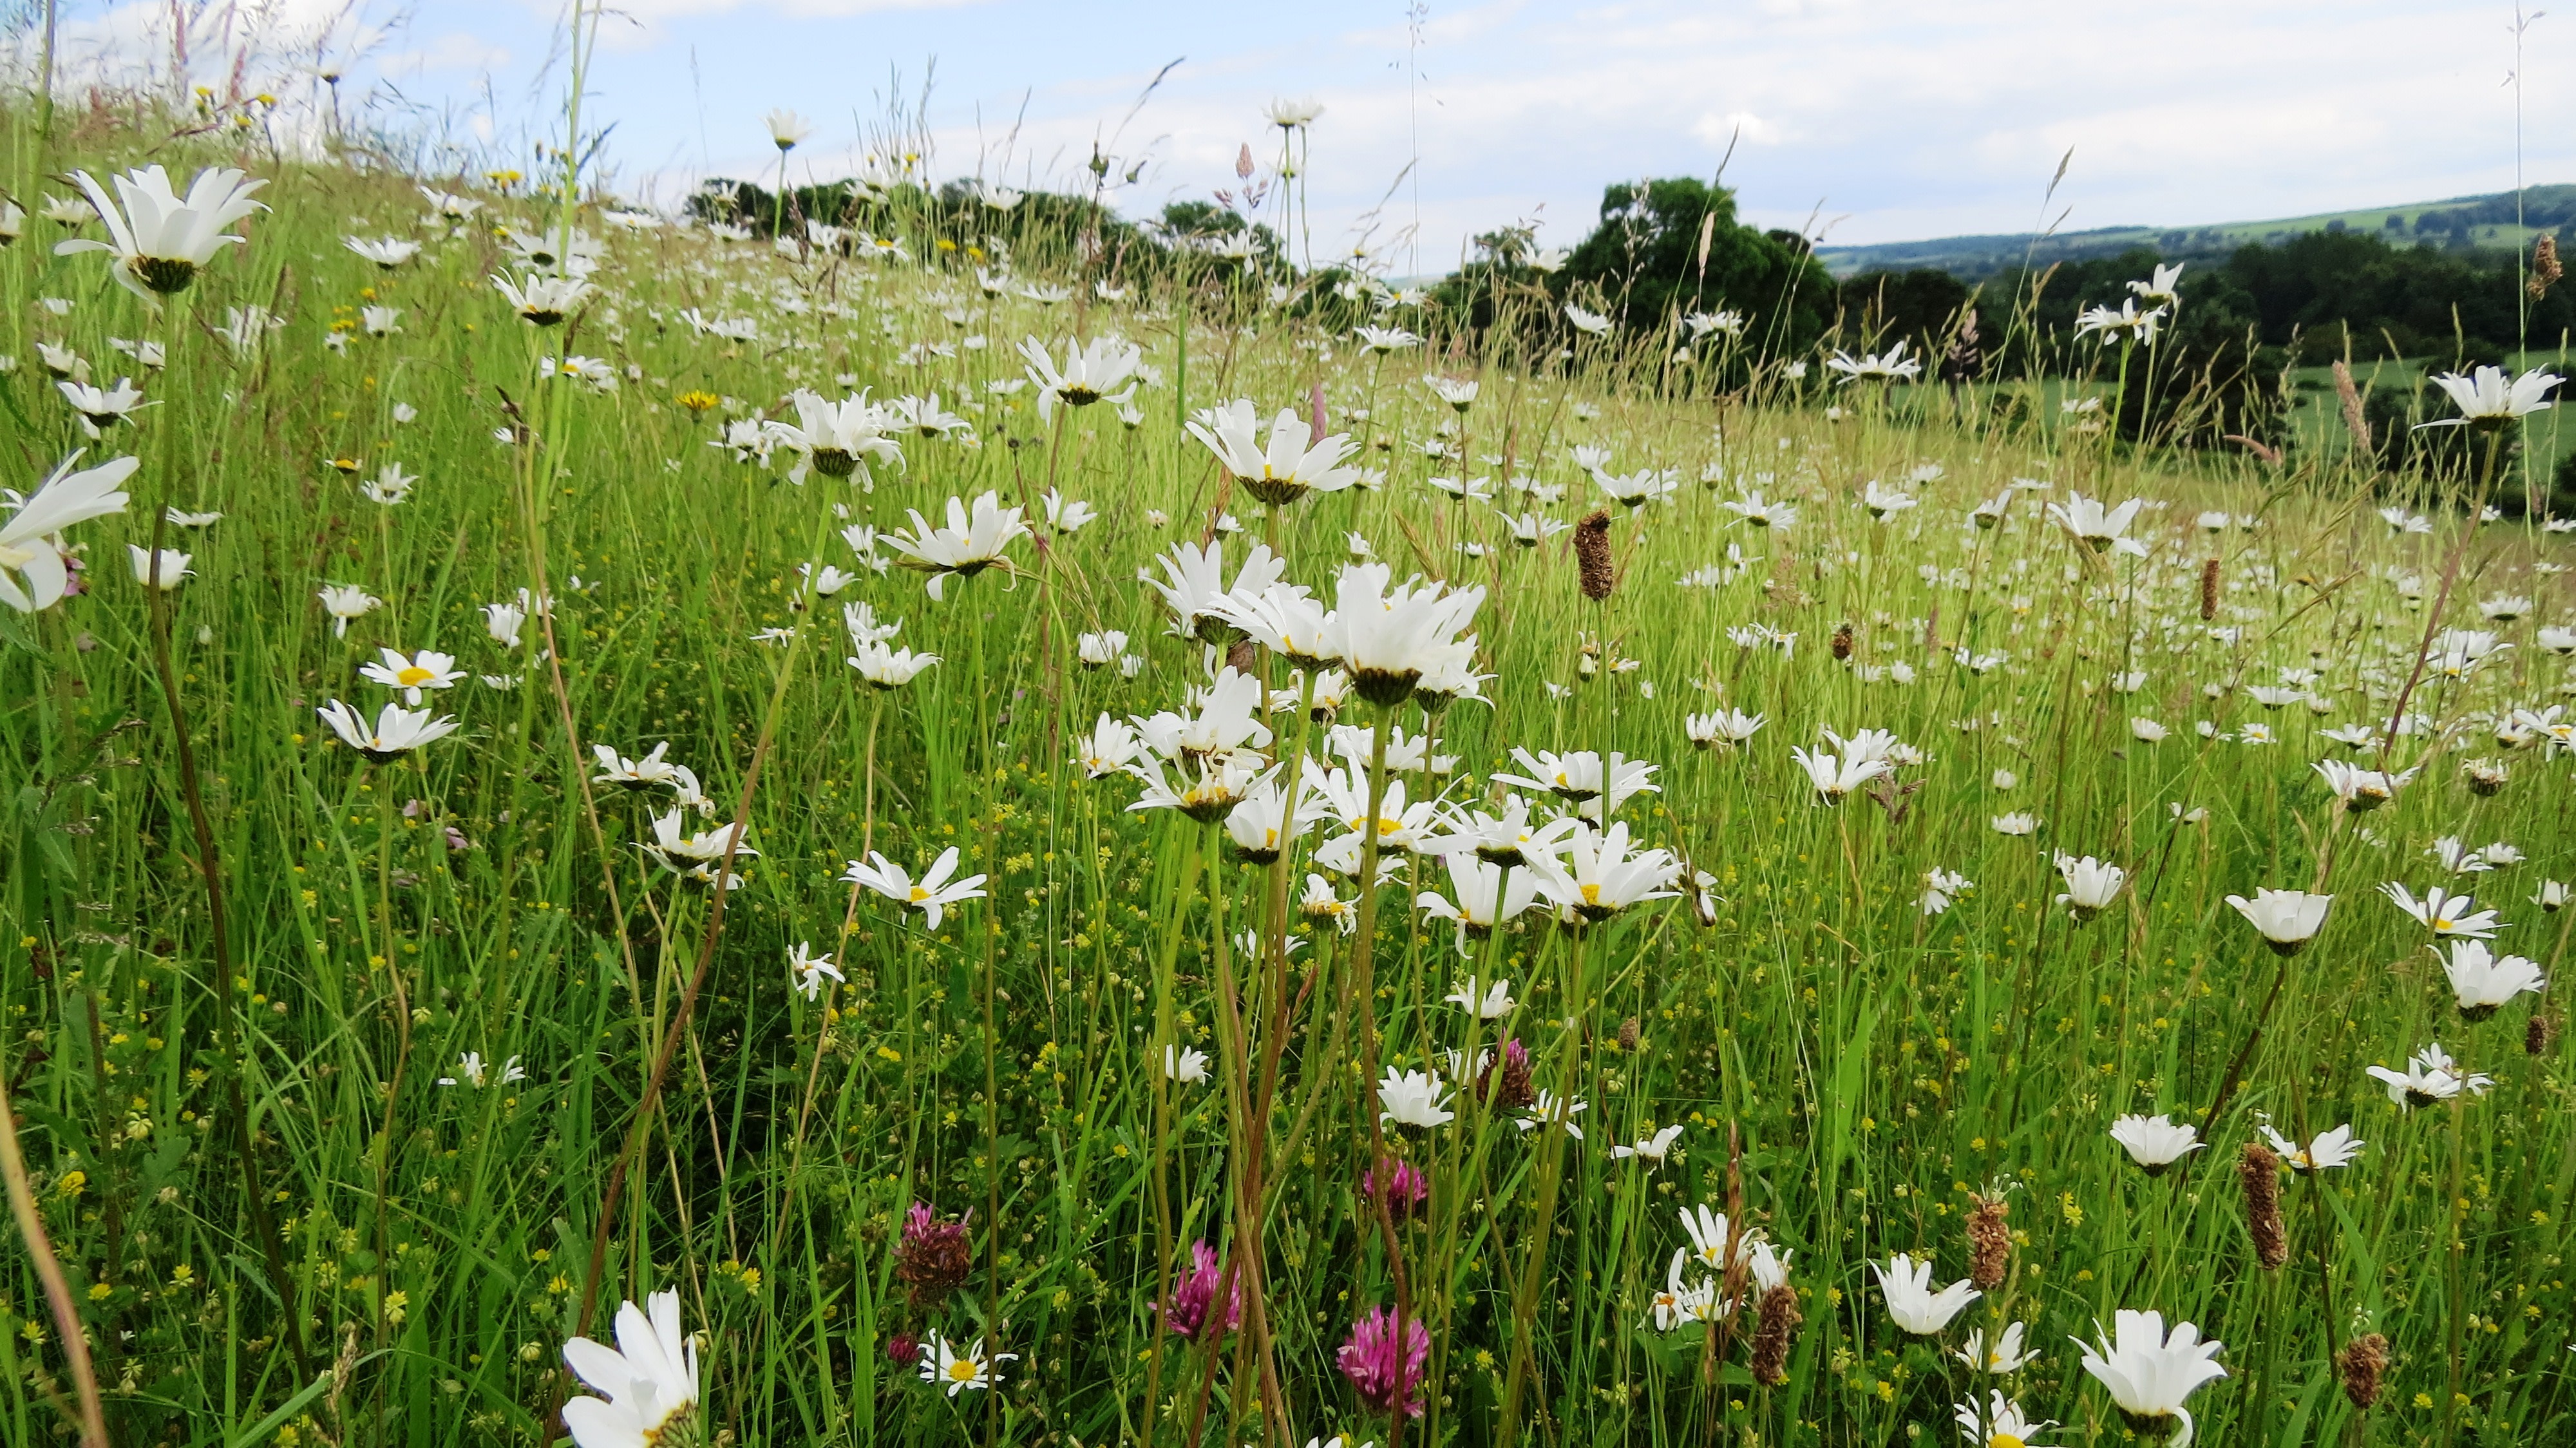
{"left": 2, "top": 86, "right": 2575, "bottom": 1448}
{"left": 1820, "top": 185, "right": 2576, "bottom": 279}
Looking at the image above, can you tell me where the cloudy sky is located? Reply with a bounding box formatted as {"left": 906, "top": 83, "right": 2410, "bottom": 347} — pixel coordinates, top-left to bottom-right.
{"left": 44, "top": 0, "right": 2576, "bottom": 268}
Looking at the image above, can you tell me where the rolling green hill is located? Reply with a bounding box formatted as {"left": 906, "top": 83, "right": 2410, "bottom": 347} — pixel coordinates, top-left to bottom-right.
{"left": 1819, "top": 183, "right": 2576, "bottom": 278}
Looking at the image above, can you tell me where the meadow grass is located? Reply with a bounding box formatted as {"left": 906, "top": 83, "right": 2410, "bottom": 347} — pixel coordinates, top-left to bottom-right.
{"left": 0, "top": 93, "right": 2571, "bottom": 1448}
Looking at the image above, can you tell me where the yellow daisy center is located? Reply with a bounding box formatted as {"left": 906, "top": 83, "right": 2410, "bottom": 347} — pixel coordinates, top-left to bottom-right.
{"left": 1581, "top": 882, "right": 1602, "bottom": 906}
{"left": 394, "top": 665, "right": 435, "bottom": 687}
{"left": 1993, "top": 1435, "right": 2025, "bottom": 1448}
{"left": 947, "top": 1359, "right": 979, "bottom": 1382}
{"left": 909, "top": 885, "right": 931, "bottom": 903}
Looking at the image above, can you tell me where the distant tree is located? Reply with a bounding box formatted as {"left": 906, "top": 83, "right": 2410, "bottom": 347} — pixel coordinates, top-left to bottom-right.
{"left": 1551, "top": 177, "right": 1835, "bottom": 353}
{"left": 1837, "top": 268, "right": 1973, "bottom": 361}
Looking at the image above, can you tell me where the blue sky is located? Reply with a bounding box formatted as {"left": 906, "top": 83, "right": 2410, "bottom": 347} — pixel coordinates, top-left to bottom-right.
{"left": 41, "top": 1, "right": 2576, "bottom": 269}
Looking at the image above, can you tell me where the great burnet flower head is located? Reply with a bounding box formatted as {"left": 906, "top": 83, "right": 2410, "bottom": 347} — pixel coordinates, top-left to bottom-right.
{"left": 55, "top": 164, "right": 265, "bottom": 299}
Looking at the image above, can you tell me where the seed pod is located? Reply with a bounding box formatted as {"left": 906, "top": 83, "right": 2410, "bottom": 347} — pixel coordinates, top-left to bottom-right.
{"left": 2530, "top": 1012, "right": 2560, "bottom": 1057}
{"left": 1573, "top": 510, "right": 1615, "bottom": 601}
{"left": 2530, "top": 234, "right": 2562, "bottom": 301}
{"left": 2240, "top": 1143, "right": 2287, "bottom": 1270}
{"left": 2199, "top": 557, "right": 2221, "bottom": 620}
{"left": 1748, "top": 1284, "right": 1802, "bottom": 1386}
{"left": 1616, "top": 1016, "right": 1640, "bottom": 1053}
{"left": 2336, "top": 1332, "right": 2390, "bottom": 1409}
{"left": 1830, "top": 622, "right": 1855, "bottom": 661}
{"left": 1225, "top": 638, "right": 1258, "bottom": 676}
{"left": 1965, "top": 1195, "right": 2010, "bottom": 1290}
{"left": 2333, "top": 359, "right": 2373, "bottom": 455}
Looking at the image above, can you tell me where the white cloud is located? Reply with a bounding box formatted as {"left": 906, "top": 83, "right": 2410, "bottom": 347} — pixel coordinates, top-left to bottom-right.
{"left": 311, "top": 0, "right": 2576, "bottom": 261}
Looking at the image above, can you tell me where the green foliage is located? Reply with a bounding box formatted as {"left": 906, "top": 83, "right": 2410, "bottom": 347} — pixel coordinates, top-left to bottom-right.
{"left": 1, "top": 103, "right": 2573, "bottom": 1448}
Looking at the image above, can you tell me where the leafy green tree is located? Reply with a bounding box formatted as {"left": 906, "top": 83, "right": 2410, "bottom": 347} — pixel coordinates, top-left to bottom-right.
{"left": 1553, "top": 176, "right": 1835, "bottom": 352}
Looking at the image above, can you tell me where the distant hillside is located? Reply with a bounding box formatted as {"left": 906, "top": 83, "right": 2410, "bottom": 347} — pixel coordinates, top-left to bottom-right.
{"left": 1818, "top": 184, "right": 2576, "bottom": 279}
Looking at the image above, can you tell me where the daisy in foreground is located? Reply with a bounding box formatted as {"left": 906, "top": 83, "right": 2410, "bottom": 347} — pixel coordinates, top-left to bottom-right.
{"left": 55, "top": 163, "right": 266, "bottom": 298}
{"left": 843, "top": 847, "right": 989, "bottom": 929}
{"left": 918, "top": 1333, "right": 1016, "bottom": 1396}
{"left": 2074, "top": 1310, "right": 2226, "bottom": 1447}
{"left": 561, "top": 1290, "right": 699, "bottom": 1448}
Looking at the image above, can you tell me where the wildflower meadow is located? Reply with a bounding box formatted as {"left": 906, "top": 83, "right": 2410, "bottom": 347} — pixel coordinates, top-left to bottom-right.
{"left": 3, "top": 15, "right": 2576, "bottom": 1448}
